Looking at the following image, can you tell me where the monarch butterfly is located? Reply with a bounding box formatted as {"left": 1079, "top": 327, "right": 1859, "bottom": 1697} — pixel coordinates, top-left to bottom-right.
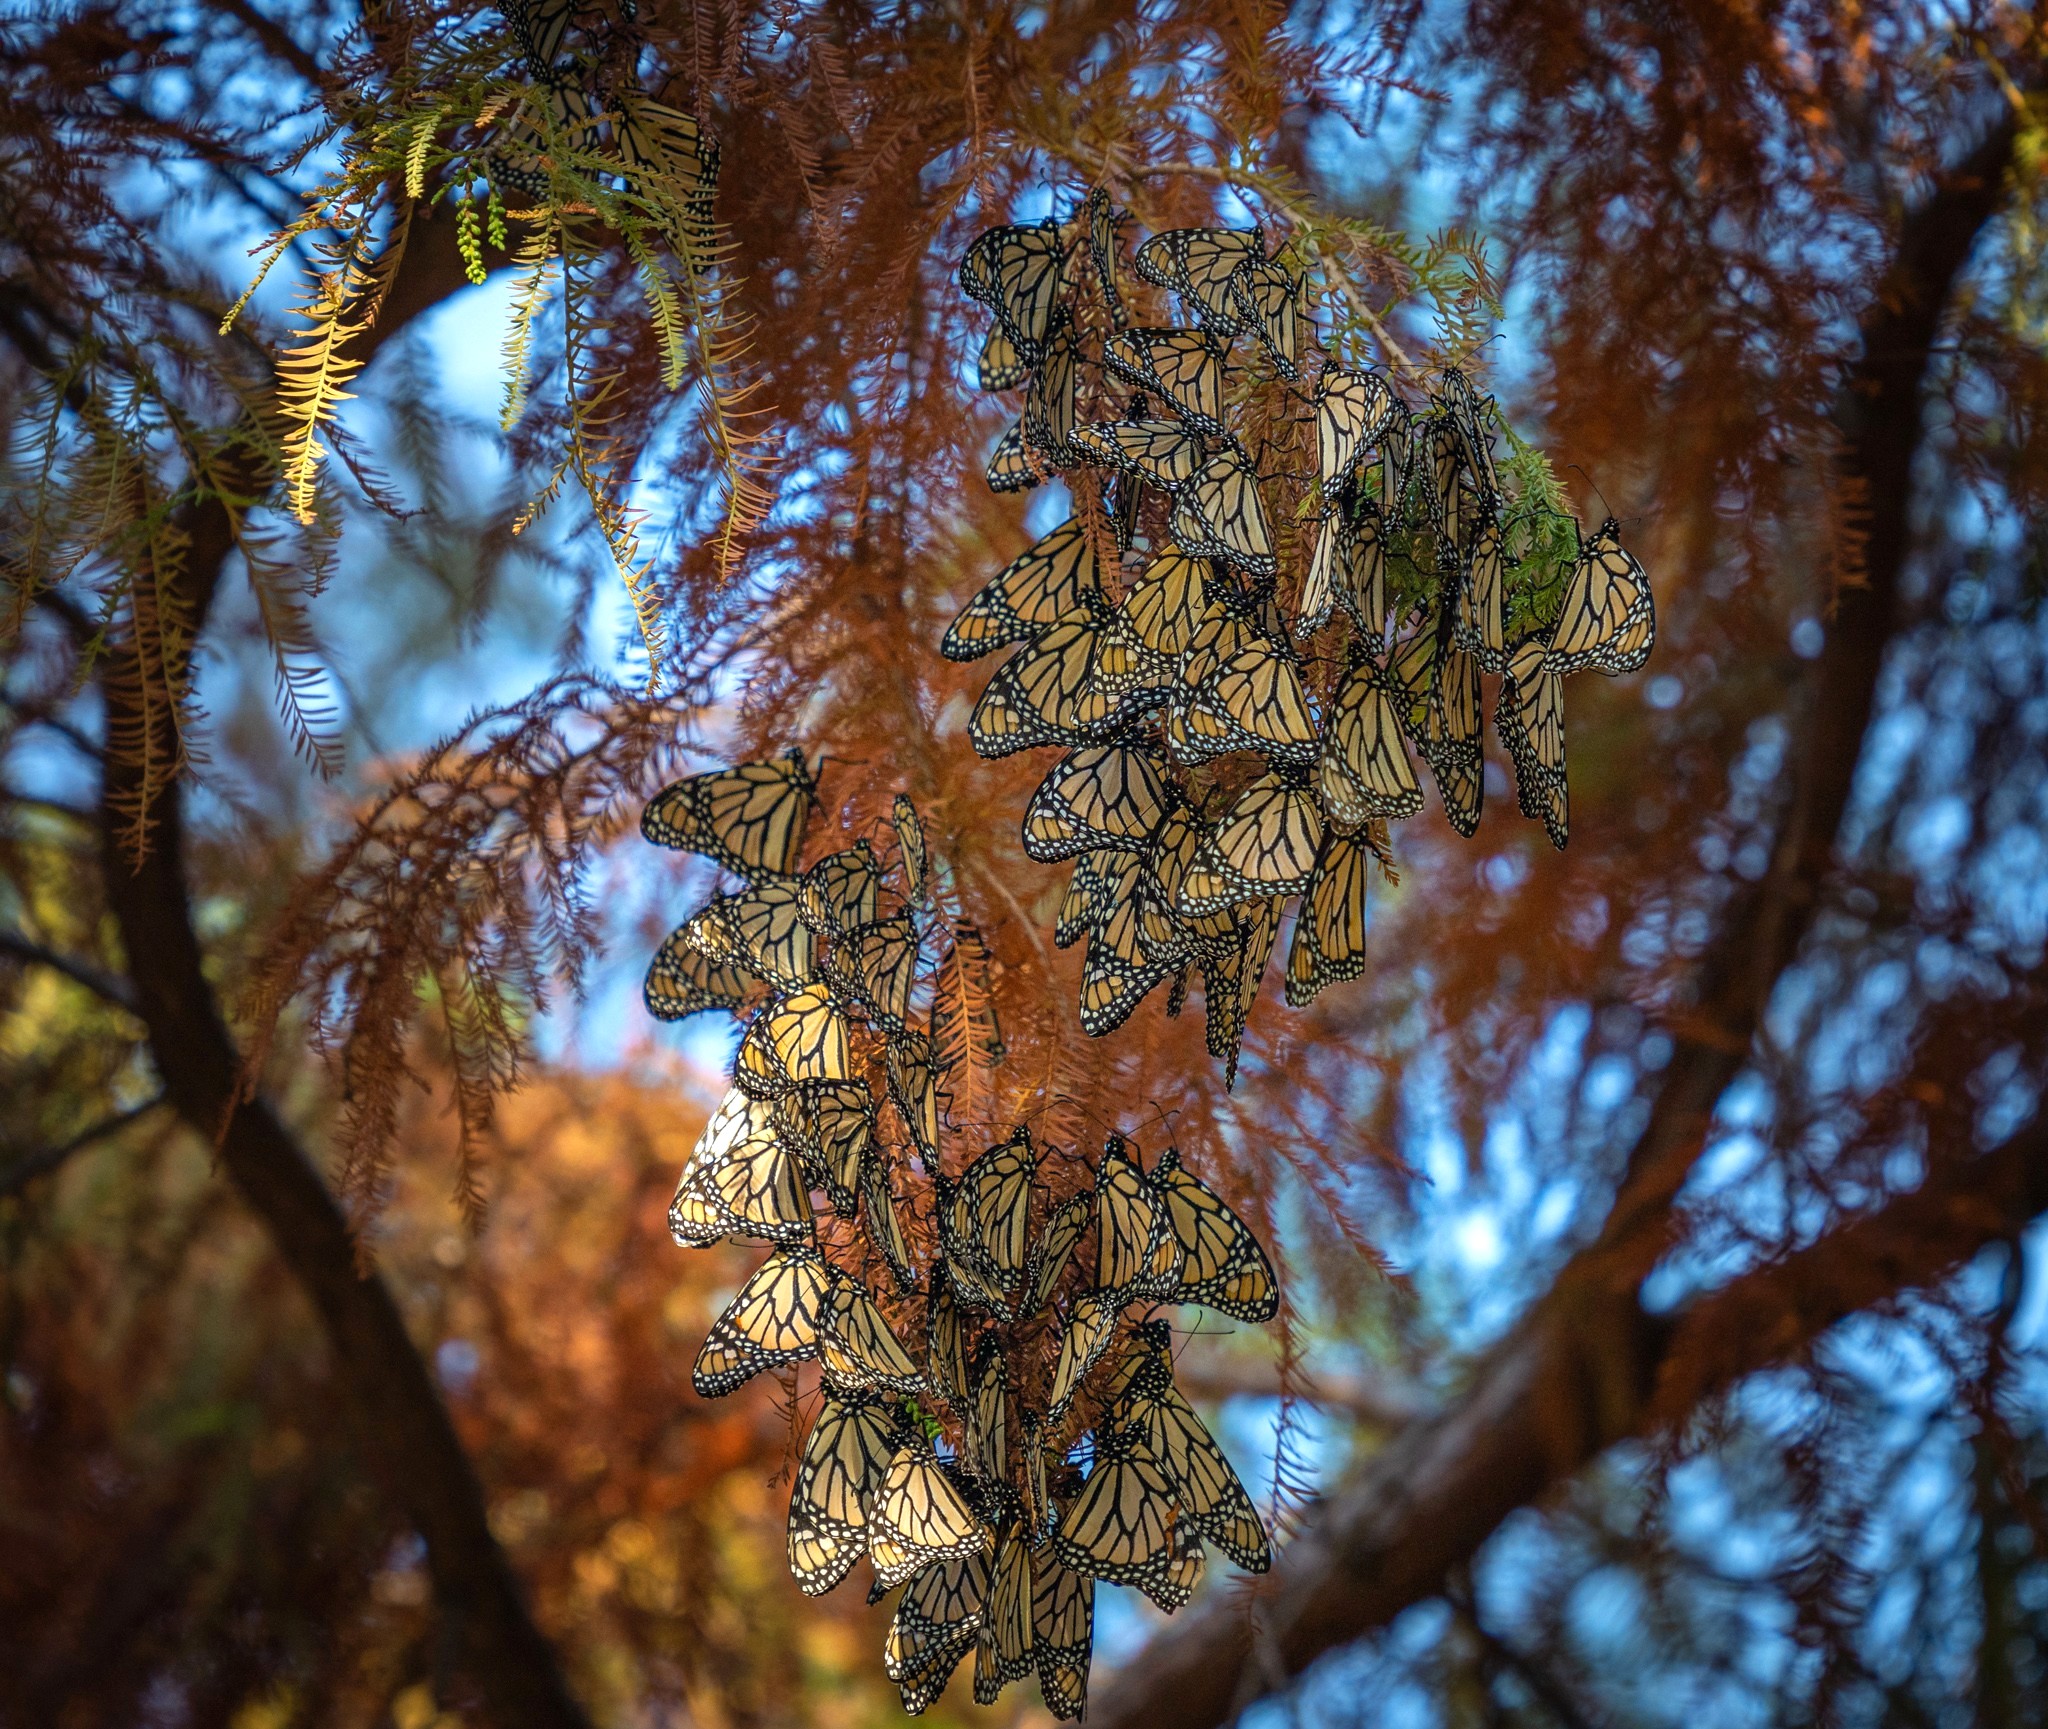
{"left": 1024, "top": 315, "right": 1080, "bottom": 464}
{"left": 924, "top": 1262, "right": 972, "bottom": 1408}
{"left": 1046, "top": 1290, "right": 1121, "bottom": 1420}
{"left": 1283, "top": 826, "right": 1376, "bottom": 1009}
{"left": 1169, "top": 450, "right": 1275, "bottom": 576}
{"left": 1121, "top": 544, "right": 1211, "bottom": 658}
{"left": 1084, "top": 185, "right": 1125, "bottom": 319}
{"left": 1297, "top": 514, "right": 1342, "bottom": 637}
{"left": 501, "top": 0, "right": 575, "bottom": 79}
{"left": 773, "top": 1081, "right": 871, "bottom": 1214}
{"left": 736, "top": 982, "right": 854, "bottom": 1098}
{"left": 885, "top": 1552, "right": 987, "bottom": 1710}
{"left": 1133, "top": 227, "right": 1261, "bottom": 335}
{"left": 643, "top": 925, "right": 752, "bottom": 1021}
{"left": 1178, "top": 773, "right": 1326, "bottom": 913}
{"left": 1202, "top": 896, "right": 1283, "bottom": 1087}
{"left": 1128, "top": 1367, "right": 1271, "bottom": 1572}
{"left": 942, "top": 517, "right": 1104, "bottom": 661}
{"left": 1030, "top": 1541, "right": 1096, "bottom": 1720}
{"left": 1439, "top": 368, "right": 1502, "bottom": 504}
{"left": 611, "top": 92, "right": 719, "bottom": 235}
{"left": 642, "top": 750, "right": 814, "bottom": 878}
{"left": 1390, "top": 627, "right": 1484, "bottom": 837}
{"left": 1148, "top": 1147, "right": 1280, "bottom": 1321}
{"left": 1318, "top": 662, "right": 1424, "bottom": 828}
{"left": 961, "top": 1128, "right": 1036, "bottom": 1283}
{"left": 984, "top": 417, "right": 1041, "bottom": 493}
{"left": 936, "top": 1172, "right": 1013, "bottom": 1317}
{"left": 1022, "top": 746, "right": 1169, "bottom": 862}
{"left": 967, "top": 1336, "right": 1008, "bottom": 1482}
{"left": 886, "top": 1027, "right": 941, "bottom": 1163}
{"left": 1229, "top": 256, "right": 1300, "bottom": 378}
{"left": 1139, "top": 1518, "right": 1208, "bottom": 1613}
{"left": 1095, "top": 1133, "right": 1181, "bottom": 1300}
{"left": 1068, "top": 417, "right": 1203, "bottom": 488}
{"left": 977, "top": 322, "right": 1028, "bottom": 393}
{"left": 1056, "top": 848, "right": 1122, "bottom": 947}
{"left": 892, "top": 794, "right": 930, "bottom": 904}
{"left": 1546, "top": 518, "right": 1655, "bottom": 676}
{"left": 1378, "top": 395, "right": 1415, "bottom": 518}
{"left": 692, "top": 1244, "right": 829, "bottom": 1396}
{"left": 1181, "top": 640, "right": 1321, "bottom": 764}
{"left": 1456, "top": 514, "right": 1508, "bottom": 671}
{"left": 828, "top": 911, "right": 920, "bottom": 1032}
{"left": 821, "top": 1273, "right": 924, "bottom": 1395}
{"left": 1102, "top": 328, "right": 1228, "bottom": 436}
{"left": 1316, "top": 365, "right": 1400, "bottom": 492}
{"left": 488, "top": 78, "right": 604, "bottom": 195}
{"left": 686, "top": 879, "right": 815, "bottom": 992}
{"left": 1340, "top": 501, "right": 1392, "bottom": 641}
{"left": 969, "top": 599, "right": 1113, "bottom": 757}
{"left": 974, "top": 1525, "right": 1036, "bottom": 1704}
{"left": 960, "top": 219, "right": 1066, "bottom": 361}
{"left": 860, "top": 1143, "right": 919, "bottom": 1292}
{"left": 799, "top": 842, "right": 882, "bottom": 937}
{"left": 1499, "top": 634, "right": 1569, "bottom": 848}
{"left": 1079, "top": 886, "right": 1182, "bottom": 1035}
{"left": 1172, "top": 586, "right": 1264, "bottom": 693}
{"left": 787, "top": 1389, "right": 902, "bottom": 1594}
{"left": 1052, "top": 1422, "right": 1182, "bottom": 1593}
{"left": 669, "top": 1089, "right": 813, "bottom": 1247}
{"left": 1419, "top": 414, "right": 1463, "bottom": 544}
{"left": 1025, "top": 1192, "right": 1093, "bottom": 1314}
{"left": 867, "top": 1440, "right": 991, "bottom": 1591}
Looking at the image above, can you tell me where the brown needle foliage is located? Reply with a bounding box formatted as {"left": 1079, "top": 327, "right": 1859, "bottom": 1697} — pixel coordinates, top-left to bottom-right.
{"left": 2, "top": 1, "right": 2047, "bottom": 1725}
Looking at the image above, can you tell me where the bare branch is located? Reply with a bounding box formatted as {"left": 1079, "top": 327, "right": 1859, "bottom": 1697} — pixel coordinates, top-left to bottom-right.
{"left": 0, "top": 926, "right": 139, "bottom": 1014}
{"left": 0, "top": 1094, "right": 169, "bottom": 1197}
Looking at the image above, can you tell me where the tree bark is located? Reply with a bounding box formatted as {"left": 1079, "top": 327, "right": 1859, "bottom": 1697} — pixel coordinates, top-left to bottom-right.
{"left": 1089, "top": 110, "right": 2024, "bottom": 1729}
{"left": 81, "top": 207, "right": 592, "bottom": 1729}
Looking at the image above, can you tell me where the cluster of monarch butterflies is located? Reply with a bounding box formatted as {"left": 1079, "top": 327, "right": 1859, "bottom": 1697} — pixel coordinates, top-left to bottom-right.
{"left": 949, "top": 194, "right": 1657, "bottom": 1081}
{"left": 641, "top": 755, "right": 1281, "bottom": 1716}
{"left": 487, "top": 0, "right": 718, "bottom": 239}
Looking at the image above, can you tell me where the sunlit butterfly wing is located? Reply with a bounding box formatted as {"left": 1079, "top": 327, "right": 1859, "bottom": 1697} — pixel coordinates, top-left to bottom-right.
{"left": 1102, "top": 327, "right": 1228, "bottom": 436}
{"left": 1148, "top": 1146, "right": 1279, "bottom": 1320}
{"left": 788, "top": 1389, "right": 901, "bottom": 1595}
{"left": 641, "top": 750, "right": 813, "bottom": 879}
{"left": 820, "top": 1272, "right": 923, "bottom": 1395}
{"left": 965, "top": 1127, "right": 1035, "bottom": 1282}
{"left": 1051, "top": 1423, "right": 1181, "bottom": 1593}
{"left": 1022, "top": 746, "right": 1169, "bottom": 862}
{"left": 671, "top": 1095, "right": 814, "bottom": 1247}
{"left": 1135, "top": 227, "right": 1261, "bottom": 335}
{"left": 867, "top": 1440, "right": 992, "bottom": 1591}
{"left": 1547, "top": 517, "right": 1655, "bottom": 676}
{"left": 942, "top": 517, "right": 1103, "bottom": 661}
{"left": 800, "top": 841, "right": 883, "bottom": 936}
{"left": 693, "top": 878, "right": 815, "bottom": 991}
{"left": 692, "top": 1244, "right": 828, "bottom": 1396}
{"left": 969, "top": 599, "right": 1113, "bottom": 758}
{"left": 1178, "top": 773, "right": 1325, "bottom": 914}
{"left": 960, "top": 220, "right": 1065, "bottom": 359}
{"left": 984, "top": 417, "right": 1040, "bottom": 493}
{"left": 885, "top": 1552, "right": 987, "bottom": 1709}
{"left": 669, "top": 1089, "right": 773, "bottom": 1247}
{"left": 1069, "top": 417, "right": 1203, "bottom": 488}
{"left": 1094, "top": 1133, "right": 1179, "bottom": 1301}
{"left": 1169, "top": 450, "right": 1275, "bottom": 576}
{"left": 644, "top": 925, "right": 752, "bottom": 1022}
{"left": 735, "top": 982, "right": 853, "bottom": 1098}
{"left": 829, "top": 911, "right": 920, "bottom": 1032}
{"left": 1183, "top": 641, "right": 1320, "bottom": 764}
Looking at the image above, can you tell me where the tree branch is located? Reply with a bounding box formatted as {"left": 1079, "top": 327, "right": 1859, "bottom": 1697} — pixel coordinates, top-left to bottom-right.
{"left": 0, "top": 926, "right": 140, "bottom": 1014}
{"left": 0, "top": 1093, "right": 168, "bottom": 1197}
{"left": 1091, "top": 106, "right": 2027, "bottom": 1729}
